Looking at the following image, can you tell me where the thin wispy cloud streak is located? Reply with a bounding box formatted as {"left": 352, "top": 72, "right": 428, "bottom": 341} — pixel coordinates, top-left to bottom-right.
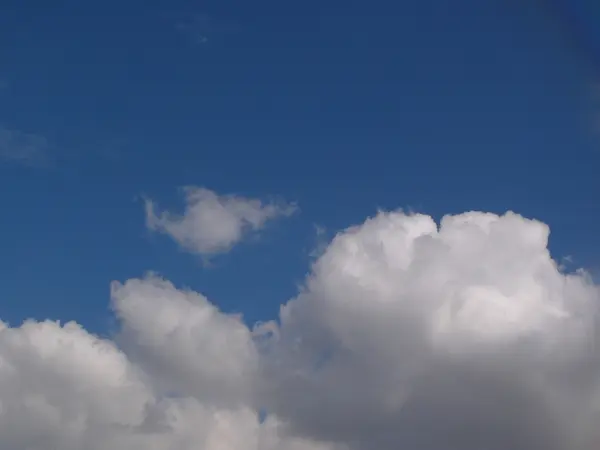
{"left": 0, "top": 126, "right": 51, "bottom": 168}
{"left": 176, "top": 13, "right": 240, "bottom": 45}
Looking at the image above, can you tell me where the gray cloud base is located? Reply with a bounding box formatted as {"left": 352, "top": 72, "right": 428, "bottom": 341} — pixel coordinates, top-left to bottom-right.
{"left": 0, "top": 210, "right": 598, "bottom": 450}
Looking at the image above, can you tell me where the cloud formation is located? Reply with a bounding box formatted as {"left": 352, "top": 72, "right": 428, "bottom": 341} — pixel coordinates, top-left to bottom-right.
{"left": 1, "top": 210, "right": 599, "bottom": 450}
{"left": 144, "top": 187, "right": 297, "bottom": 256}
{"left": 0, "top": 126, "right": 50, "bottom": 167}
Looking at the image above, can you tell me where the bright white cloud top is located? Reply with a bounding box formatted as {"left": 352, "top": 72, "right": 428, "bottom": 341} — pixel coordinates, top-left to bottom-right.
{"left": 1, "top": 210, "right": 599, "bottom": 450}
{"left": 144, "top": 187, "right": 297, "bottom": 256}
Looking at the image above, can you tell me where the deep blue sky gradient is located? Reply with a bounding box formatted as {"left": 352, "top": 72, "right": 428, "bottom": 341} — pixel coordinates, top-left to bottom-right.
{"left": 0, "top": 0, "right": 598, "bottom": 333}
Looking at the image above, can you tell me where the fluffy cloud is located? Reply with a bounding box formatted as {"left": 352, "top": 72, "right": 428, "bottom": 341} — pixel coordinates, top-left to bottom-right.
{"left": 1, "top": 210, "right": 599, "bottom": 450}
{"left": 144, "top": 187, "right": 297, "bottom": 256}
{"left": 111, "top": 276, "right": 258, "bottom": 408}
{"left": 262, "top": 211, "right": 600, "bottom": 450}
{"left": 0, "top": 286, "right": 335, "bottom": 450}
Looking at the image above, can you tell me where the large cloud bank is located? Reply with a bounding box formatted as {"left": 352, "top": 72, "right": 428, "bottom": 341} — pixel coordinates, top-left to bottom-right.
{"left": 1, "top": 210, "right": 599, "bottom": 450}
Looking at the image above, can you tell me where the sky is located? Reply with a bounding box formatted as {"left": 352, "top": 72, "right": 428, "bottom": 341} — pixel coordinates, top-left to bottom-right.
{"left": 0, "top": 1, "right": 599, "bottom": 449}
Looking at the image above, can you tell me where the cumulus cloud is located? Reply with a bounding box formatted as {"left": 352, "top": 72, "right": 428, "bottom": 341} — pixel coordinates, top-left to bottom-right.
{"left": 111, "top": 276, "right": 258, "bottom": 408}
{"left": 144, "top": 187, "right": 297, "bottom": 256}
{"left": 1, "top": 210, "right": 599, "bottom": 450}
{"left": 262, "top": 211, "right": 600, "bottom": 450}
{"left": 0, "top": 282, "right": 336, "bottom": 450}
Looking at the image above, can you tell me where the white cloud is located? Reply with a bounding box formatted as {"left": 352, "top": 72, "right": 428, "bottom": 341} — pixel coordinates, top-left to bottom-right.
{"left": 111, "top": 276, "right": 258, "bottom": 408}
{"left": 0, "top": 283, "right": 338, "bottom": 450}
{"left": 144, "top": 187, "right": 297, "bottom": 256}
{"left": 1, "top": 210, "right": 599, "bottom": 449}
{"left": 263, "top": 211, "right": 600, "bottom": 450}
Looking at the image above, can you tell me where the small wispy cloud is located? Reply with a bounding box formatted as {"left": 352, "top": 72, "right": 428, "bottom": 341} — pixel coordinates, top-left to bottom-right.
{"left": 309, "top": 224, "right": 330, "bottom": 260}
{"left": 0, "top": 126, "right": 51, "bottom": 168}
{"left": 176, "top": 13, "right": 240, "bottom": 46}
{"left": 144, "top": 186, "right": 298, "bottom": 258}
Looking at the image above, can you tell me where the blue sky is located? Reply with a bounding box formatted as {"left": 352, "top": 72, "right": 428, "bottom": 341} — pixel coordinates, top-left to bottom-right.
{"left": 0, "top": 0, "right": 598, "bottom": 335}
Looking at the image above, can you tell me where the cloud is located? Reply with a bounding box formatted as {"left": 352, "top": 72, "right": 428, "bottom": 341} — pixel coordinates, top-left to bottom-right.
{"left": 308, "top": 224, "right": 330, "bottom": 260}
{"left": 0, "top": 314, "right": 331, "bottom": 450}
{"left": 0, "top": 126, "right": 128, "bottom": 169}
{"left": 1, "top": 210, "right": 599, "bottom": 449}
{"left": 111, "top": 276, "right": 258, "bottom": 408}
{"left": 176, "top": 13, "right": 240, "bottom": 45}
{"left": 144, "top": 187, "right": 298, "bottom": 256}
{"left": 262, "top": 211, "right": 600, "bottom": 450}
{"left": 0, "top": 126, "right": 50, "bottom": 167}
